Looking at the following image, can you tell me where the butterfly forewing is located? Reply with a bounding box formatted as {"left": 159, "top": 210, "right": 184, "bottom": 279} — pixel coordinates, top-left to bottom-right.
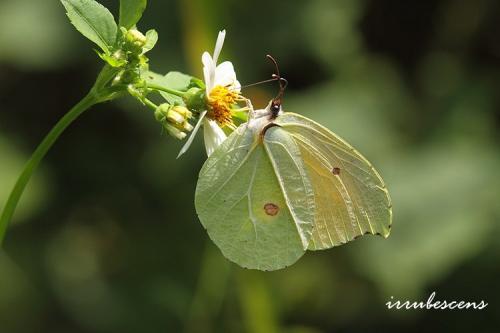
{"left": 276, "top": 113, "right": 392, "bottom": 250}
{"left": 195, "top": 125, "right": 315, "bottom": 270}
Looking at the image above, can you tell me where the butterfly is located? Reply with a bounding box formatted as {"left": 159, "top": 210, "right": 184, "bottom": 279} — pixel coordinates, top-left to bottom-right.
{"left": 195, "top": 58, "right": 392, "bottom": 271}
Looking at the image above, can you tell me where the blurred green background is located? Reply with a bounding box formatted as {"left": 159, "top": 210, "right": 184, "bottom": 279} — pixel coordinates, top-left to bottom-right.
{"left": 1, "top": 0, "right": 499, "bottom": 332}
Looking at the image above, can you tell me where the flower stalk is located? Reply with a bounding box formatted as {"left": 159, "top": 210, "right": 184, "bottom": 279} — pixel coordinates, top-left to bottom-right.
{"left": 0, "top": 65, "right": 120, "bottom": 244}
{"left": 146, "top": 83, "right": 186, "bottom": 98}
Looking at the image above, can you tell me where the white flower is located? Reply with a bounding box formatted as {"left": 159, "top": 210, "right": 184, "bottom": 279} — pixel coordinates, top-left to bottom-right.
{"left": 178, "top": 30, "right": 241, "bottom": 158}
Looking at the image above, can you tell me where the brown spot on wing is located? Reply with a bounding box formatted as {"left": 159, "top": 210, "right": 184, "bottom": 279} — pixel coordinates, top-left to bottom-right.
{"left": 264, "top": 203, "right": 279, "bottom": 216}
{"left": 332, "top": 167, "right": 341, "bottom": 175}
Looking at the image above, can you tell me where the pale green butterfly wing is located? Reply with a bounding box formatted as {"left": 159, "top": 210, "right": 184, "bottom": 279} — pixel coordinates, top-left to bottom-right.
{"left": 275, "top": 113, "right": 392, "bottom": 250}
{"left": 195, "top": 125, "right": 315, "bottom": 271}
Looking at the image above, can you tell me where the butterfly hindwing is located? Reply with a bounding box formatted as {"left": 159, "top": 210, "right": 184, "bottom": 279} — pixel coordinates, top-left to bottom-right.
{"left": 195, "top": 125, "right": 315, "bottom": 270}
{"left": 276, "top": 113, "right": 392, "bottom": 250}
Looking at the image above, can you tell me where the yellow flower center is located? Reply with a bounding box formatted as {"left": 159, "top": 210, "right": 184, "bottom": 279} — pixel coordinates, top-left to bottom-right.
{"left": 207, "top": 85, "right": 240, "bottom": 127}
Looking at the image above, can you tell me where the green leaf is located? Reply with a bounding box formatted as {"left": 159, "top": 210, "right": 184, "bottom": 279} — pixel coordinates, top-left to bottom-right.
{"left": 96, "top": 50, "right": 127, "bottom": 68}
{"left": 144, "top": 71, "right": 193, "bottom": 90}
{"left": 61, "top": 0, "right": 117, "bottom": 54}
{"left": 163, "top": 71, "right": 193, "bottom": 90}
{"left": 143, "top": 29, "right": 158, "bottom": 53}
{"left": 144, "top": 71, "right": 193, "bottom": 104}
{"left": 160, "top": 72, "right": 193, "bottom": 104}
{"left": 119, "top": 0, "right": 147, "bottom": 29}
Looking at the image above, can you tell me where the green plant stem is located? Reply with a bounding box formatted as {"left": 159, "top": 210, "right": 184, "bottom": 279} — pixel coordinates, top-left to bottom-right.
{"left": 147, "top": 83, "right": 185, "bottom": 97}
{"left": 0, "top": 90, "right": 104, "bottom": 245}
{"left": 143, "top": 98, "right": 158, "bottom": 110}
{"left": 0, "top": 64, "right": 119, "bottom": 245}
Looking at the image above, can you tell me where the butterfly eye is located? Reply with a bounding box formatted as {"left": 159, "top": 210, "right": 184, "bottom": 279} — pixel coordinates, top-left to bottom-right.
{"left": 271, "top": 101, "right": 281, "bottom": 116}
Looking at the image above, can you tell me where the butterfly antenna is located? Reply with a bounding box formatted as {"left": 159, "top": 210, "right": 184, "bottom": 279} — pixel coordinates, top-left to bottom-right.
{"left": 266, "top": 55, "right": 287, "bottom": 104}
{"left": 240, "top": 77, "right": 279, "bottom": 89}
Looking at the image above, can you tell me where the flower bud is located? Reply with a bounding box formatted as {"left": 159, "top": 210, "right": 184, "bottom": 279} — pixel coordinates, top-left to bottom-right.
{"left": 166, "top": 109, "right": 184, "bottom": 125}
{"left": 155, "top": 104, "right": 193, "bottom": 140}
{"left": 183, "top": 122, "right": 194, "bottom": 132}
{"left": 112, "top": 49, "right": 127, "bottom": 64}
{"left": 154, "top": 103, "right": 170, "bottom": 122}
{"left": 126, "top": 29, "right": 147, "bottom": 48}
{"left": 171, "top": 105, "right": 192, "bottom": 119}
{"left": 164, "top": 123, "right": 187, "bottom": 140}
{"left": 172, "top": 105, "right": 192, "bottom": 119}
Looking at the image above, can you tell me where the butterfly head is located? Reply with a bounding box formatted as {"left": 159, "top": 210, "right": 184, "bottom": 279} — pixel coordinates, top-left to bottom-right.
{"left": 269, "top": 78, "right": 287, "bottom": 118}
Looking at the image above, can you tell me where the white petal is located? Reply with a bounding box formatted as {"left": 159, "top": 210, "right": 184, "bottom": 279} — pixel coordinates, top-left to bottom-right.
{"left": 176, "top": 111, "right": 208, "bottom": 159}
{"left": 202, "top": 52, "right": 215, "bottom": 93}
{"left": 213, "top": 30, "right": 226, "bottom": 64}
{"left": 203, "top": 119, "right": 227, "bottom": 156}
{"left": 214, "top": 61, "right": 241, "bottom": 91}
